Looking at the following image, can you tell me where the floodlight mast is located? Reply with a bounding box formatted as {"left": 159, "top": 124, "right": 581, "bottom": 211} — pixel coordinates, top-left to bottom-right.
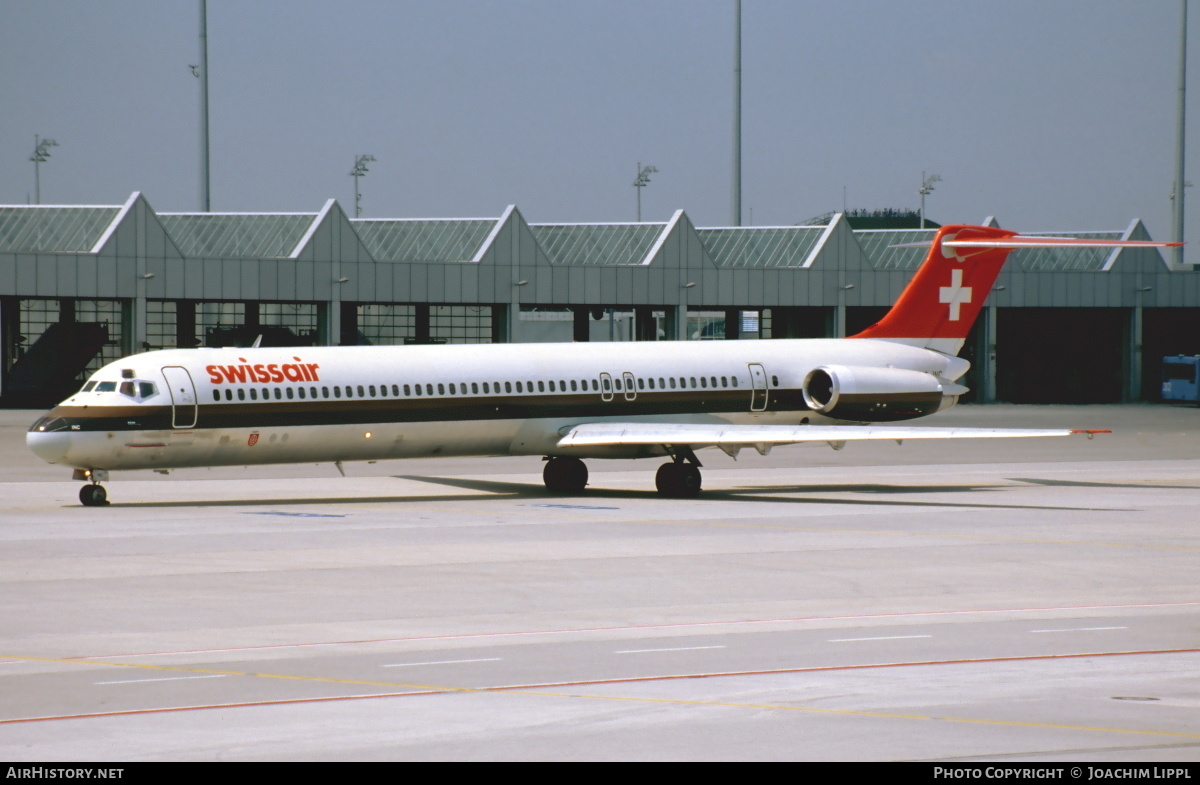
{"left": 918, "top": 171, "right": 941, "bottom": 229}
{"left": 1172, "top": 0, "right": 1188, "bottom": 267}
{"left": 30, "top": 135, "right": 59, "bottom": 205}
{"left": 633, "top": 162, "right": 658, "bottom": 221}
{"left": 350, "top": 155, "right": 377, "bottom": 218}
{"left": 198, "top": 0, "right": 211, "bottom": 212}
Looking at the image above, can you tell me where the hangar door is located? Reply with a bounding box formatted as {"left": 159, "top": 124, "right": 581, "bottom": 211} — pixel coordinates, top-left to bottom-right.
{"left": 995, "top": 308, "right": 1127, "bottom": 404}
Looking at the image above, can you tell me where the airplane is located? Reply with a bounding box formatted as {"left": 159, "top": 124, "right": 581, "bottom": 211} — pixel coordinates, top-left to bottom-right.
{"left": 26, "top": 224, "right": 1180, "bottom": 507}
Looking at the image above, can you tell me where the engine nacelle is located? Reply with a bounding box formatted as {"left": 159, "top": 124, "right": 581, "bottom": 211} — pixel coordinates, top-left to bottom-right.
{"left": 802, "top": 364, "right": 947, "bottom": 422}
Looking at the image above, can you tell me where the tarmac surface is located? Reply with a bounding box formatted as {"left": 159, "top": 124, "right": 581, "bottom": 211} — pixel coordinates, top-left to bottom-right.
{"left": 0, "top": 403, "right": 1197, "bottom": 761}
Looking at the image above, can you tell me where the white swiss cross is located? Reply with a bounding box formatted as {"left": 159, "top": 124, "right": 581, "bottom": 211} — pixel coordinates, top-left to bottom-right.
{"left": 939, "top": 268, "right": 972, "bottom": 321}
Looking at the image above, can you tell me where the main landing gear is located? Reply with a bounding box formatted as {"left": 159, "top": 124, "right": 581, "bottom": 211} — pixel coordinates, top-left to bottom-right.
{"left": 542, "top": 449, "right": 704, "bottom": 498}
{"left": 655, "top": 447, "right": 702, "bottom": 498}
{"left": 543, "top": 456, "right": 589, "bottom": 494}
{"left": 74, "top": 469, "right": 110, "bottom": 507}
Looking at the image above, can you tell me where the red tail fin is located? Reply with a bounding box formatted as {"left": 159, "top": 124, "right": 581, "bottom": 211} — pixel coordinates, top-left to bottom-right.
{"left": 851, "top": 225, "right": 1017, "bottom": 354}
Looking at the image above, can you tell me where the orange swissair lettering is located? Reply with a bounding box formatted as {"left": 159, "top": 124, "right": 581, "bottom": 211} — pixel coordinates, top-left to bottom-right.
{"left": 206, "top": 356, "right": 321, "bottom": 385}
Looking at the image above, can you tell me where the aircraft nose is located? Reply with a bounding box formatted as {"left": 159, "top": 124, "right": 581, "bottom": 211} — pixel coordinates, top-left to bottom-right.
{"left": 27, "top": 430, "right": 72, "bottom": 465}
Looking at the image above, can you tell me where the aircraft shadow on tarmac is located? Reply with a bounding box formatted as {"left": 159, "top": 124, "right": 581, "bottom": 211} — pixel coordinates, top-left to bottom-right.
{"left": 104, "top": 474, "right": 1133, "bottom": 512}
{"left": 1007, "top": 477, "right": 1200, "bottom": 491}
{"left": 390, "top": 474, "right": 1131, "bottom": 512}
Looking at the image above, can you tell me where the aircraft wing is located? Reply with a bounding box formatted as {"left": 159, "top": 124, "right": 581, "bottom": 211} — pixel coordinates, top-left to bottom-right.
{"left": 557, "top": 422, "right": 1105, "bottom": 453}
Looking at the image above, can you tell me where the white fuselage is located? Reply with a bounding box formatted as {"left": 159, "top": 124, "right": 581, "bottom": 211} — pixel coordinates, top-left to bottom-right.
{"left": 27, "top": 338, "right": 966, "bottom": 474}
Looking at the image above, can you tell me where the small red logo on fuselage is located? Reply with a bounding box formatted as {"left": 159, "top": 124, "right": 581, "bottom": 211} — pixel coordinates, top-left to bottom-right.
{"left": 206, "top": 356, "right": 321, "bottom": 385}
{"left": 248, "top": 433, "right": 259, "bottom": 446}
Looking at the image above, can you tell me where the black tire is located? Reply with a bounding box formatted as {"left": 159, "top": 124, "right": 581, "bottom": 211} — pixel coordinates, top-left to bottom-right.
{"left": 79, "top": 484, "right": 108, "bottom": 507}
{"left": 543, "top": 457, "right": 588, "bottom": 494}
{"left": 656, "top": 462, "right": 702, "bottom": 498}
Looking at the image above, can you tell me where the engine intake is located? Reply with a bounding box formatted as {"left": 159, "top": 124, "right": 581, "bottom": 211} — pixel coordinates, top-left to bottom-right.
{"left": 802, "top": 364, "right": 946, "bottom": 421}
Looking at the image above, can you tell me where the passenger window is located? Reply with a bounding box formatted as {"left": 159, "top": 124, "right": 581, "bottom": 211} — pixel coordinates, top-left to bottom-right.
{"left": 426, "top": 384, "right": 433, "bottom": 395}
{"left": 392, "top": 384, "right": 399, "bottom": 396}
{"left": 275, "top": 388, "right": 283, "bottom": 400}
{"left": 772, "top": 376, "right": 780, "bottom": 387}
{"left": 472, "top": 382, "right": 479, "bottom": 394}
{"left": 369, "top": 385, "right": 376, "bottom": 397}
{"left": 414, "top": 385, "right": 422, "bottom": 396}
{"left": 700, "top": 377, "right": 707, "bottom": 388}
{"left": 345, "top": 386, "right": 353, "bottom": 399}
{"left": 731, "top": 377, "right": 738, "bottom": 388}
{"left": 547, "top": 381, "right": 553, "bottom": 392}
{"left": 322, "top": 386, "right": 329, "bottom": 398}
{"left": 449, "top": 383, "right": 456, "bottom": 395}
{"left": 225, "top": 389, "right": 233, "bottom": 401}
{"left": 690, "top": 377, "right": 697, "bottom": 388}
{"left": 287, "top": 388, "right": 295, "bottom": 399}
{"left": 250, "top": 389, "right": 258, "bottom": 401}
{"left": 710, "top": 377, "right": 717, "bottom": 388}
{"left": 482, "top": 382, "right": 490, "bottom": 394}
{"left": 721, "top": 377, "right": 728, "bottom": 387}
{"left": 212, "top": 391, "right": 220, "bottom": 401}
{"left": 601, "top": 377, "right": 611, "bottom": 392}
{"left": 505, "top": 381, "right": 512, "bottom": 393}
{"left": 334, "top": 386, "right": 342, "bottom": 399}
{"left": 297, "top": 387, "right": 304, "bottom": 399}
{"left": 638, "top": 378, "right": 644, "bottom": 389}
{"left": 404, "top": 384, "right": 411, "bottom": 396}
{"left": 438, "top": 383, "right": 445, "bottom": 396}
{"left": 614, "top": 378, "right": 622, "bottom": 391}
{"left": 237, "top": 388, "right": 245, "bottom": 401}
{"left": 659, "top": 377, "right": 666, "bottom": 388}
{"left": 311, "top": 386, "right": 318, "bottom": 398}
{"left": 570, "top": 380, "right": 577, "bottom": 391}
{"left": 591, "top": 379, "right": 599, "bottom": 391}
{"left": 357, "top": 385, "right": 365, "bottom": 397}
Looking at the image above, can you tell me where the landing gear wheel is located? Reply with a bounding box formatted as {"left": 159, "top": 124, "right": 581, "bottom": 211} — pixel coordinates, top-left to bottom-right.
{"left": 543, "top": 457, "right": 588, "bottom": 494}
{"left": 655, "top": 462, "right": 702, "bottom": 498}
{"left": 79, "top": 484, "right": 108, "bottom": 507}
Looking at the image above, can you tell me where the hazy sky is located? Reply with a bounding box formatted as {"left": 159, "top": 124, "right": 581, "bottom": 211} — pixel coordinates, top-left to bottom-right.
{"left": 2, "top": 0, "right": 1196, "bottom": 248}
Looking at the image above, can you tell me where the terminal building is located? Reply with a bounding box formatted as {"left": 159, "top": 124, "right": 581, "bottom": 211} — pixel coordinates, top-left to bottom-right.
{"left": 2, "top": 191, "right": 1197, "bottom": 408}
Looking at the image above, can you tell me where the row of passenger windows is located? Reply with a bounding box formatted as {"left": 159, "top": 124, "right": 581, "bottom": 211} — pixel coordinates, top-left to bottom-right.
{"left": 209, "top": 373, "right": 764, "bottom": 402}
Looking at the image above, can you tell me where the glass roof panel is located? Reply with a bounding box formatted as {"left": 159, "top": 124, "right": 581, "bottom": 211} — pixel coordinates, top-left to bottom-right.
{"left": 159, "top": 214, "right": 315, "bottom": 258}
{"left": 353, "top": 219, "right": 495, "bottom": 262}
{"left": 855, "top": 229, "right": 937, "bottom": 270}
{"left": 1010, "top": 231, "right": 1124, "bottom": 271}
{"left": 0, "top": 207, "right": 120, "bottom": 253}
{"left": 531, "top": 224, "right": 664, "bottom": 266}
{"left": 696, "top": 227, "right": 824, "bottom": 268}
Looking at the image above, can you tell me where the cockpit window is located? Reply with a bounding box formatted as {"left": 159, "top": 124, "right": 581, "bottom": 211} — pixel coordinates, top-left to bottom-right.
{"left": 82, "top": 381, "right": 98, "bottom": 392}
{"left": 138, "top": 382, "right": 157, "bottom": 398}
{"left": 95, "top": 381, "right": 118, "bottom": 392}
{"left": 119, "top": 381, "right": 137, "bottom": 398}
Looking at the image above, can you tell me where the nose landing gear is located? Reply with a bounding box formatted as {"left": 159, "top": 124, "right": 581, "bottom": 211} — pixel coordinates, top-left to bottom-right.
{"left": 73, "top": 468, "right": 110, "bottom": 507}
{"left": 79, "top": 484, "right": 108, "bottom": 507}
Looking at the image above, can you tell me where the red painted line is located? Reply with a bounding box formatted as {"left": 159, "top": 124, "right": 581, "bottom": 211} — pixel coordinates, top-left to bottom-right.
{"left": 5, "top": 647, "right": 1197, "bottom": 726}
{"left": 69, "top": 601, "right": 1200, "bottom": 661}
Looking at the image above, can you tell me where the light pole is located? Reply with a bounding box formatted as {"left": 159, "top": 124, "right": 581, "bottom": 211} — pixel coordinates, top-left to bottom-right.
{"left": 30, "top": 135, "right": 59, "bottom": 205}
{"left": 918, "top": 171, "right": 941, "bottom": 229}
{"left": 349, "top": 154, "right": 377, "bottom": 218}
{"left": 633, "top": 162, "right": 657, "bottom": 221}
